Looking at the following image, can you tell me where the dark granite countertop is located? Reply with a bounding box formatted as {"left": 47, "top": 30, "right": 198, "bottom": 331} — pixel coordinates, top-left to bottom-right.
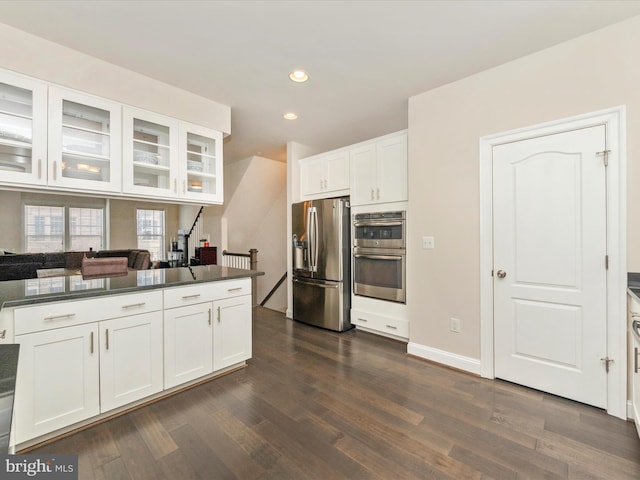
{"left": 0, "top": 265, "right": 263, "bottom": 310}
{"left": 0, "top": 344, "right": 19, "bottom": 453}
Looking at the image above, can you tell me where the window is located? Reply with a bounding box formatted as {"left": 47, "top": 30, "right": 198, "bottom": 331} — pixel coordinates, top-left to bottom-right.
{"left": 24, "top": 205, "right": 104, "bottom": 253}
{"left": 24, "top": 206, "right": 65, "bottom": 252}
{"left": 137, "top": 209, "right": 165, "bottom": 261}
{"left": 70, "top": 208, "right": 104, "bottom": 251}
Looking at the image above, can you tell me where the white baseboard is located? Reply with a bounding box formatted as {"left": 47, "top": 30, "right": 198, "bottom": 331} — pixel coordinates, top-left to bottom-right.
{"left": 407, "top": 342, "right": 481, "bottom": 375}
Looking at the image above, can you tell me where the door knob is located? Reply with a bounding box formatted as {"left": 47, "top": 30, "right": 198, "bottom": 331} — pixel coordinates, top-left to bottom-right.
{"left": 496, "top": 270, "right": 507, "bottom": 279}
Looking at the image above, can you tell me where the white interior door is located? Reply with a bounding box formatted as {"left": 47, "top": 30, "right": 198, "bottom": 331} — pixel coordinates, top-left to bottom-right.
{"left": 493, "top": 125, "right": 608, "bottom": 408}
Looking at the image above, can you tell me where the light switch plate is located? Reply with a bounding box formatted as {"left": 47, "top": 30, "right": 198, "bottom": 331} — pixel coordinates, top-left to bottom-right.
{"left": 422, "top": 236, "right": 434, "bottom": 249}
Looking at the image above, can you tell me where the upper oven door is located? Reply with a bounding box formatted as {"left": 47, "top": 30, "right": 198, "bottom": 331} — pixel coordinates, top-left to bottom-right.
{"left": 353, "top": 219, "right": 405, "bottom": 248}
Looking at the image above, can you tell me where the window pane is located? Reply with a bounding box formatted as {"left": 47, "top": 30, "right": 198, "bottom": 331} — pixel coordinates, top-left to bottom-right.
{"left": 69, "top": 207, "right": 104, "bottom": 251}
{"left": 24, "top": 205, "right": 64, "bottom": 252}
{"left": 137, "top": 209, "right": 165, "bottom": 261}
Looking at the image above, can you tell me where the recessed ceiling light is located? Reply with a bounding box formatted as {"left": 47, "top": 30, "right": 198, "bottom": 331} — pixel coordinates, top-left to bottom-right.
{"left": 289, "top": 70, "right": 309, "bottom": 83}
{"left": 283, "top": 112, "right": 298, "bottom": 120}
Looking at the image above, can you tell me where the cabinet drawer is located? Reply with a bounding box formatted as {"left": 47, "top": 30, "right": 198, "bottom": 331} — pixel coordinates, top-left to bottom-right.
{"left": 209, "top": 278, "right": 252, "bottom": 300}
{"left": 164, "top": 283, "right": 215, "bottom": 309}
{"left": 352, "top": 309, "right": 408, "bottom": 339}
{"left": 14, "top": 290, "right": 162, "bottom": 335}
{"left": 164, "top": 278, "right": 251, "bottom": 309}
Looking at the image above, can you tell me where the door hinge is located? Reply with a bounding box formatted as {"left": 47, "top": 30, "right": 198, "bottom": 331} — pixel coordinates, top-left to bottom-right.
{"left": 601, "top": 356, "right": 614, "bottom": 373}
{"left": 605, "top": 255, "right": 609, "bottom": 270}
{"left": 596, "top": 149, "right": 611, "bottom": 167}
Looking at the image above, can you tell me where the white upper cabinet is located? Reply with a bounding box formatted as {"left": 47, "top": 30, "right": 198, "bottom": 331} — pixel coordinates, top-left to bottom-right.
{"left": 350, "top": 131, "right": 407, "bottom": 206}
{"left": 0, "top": 67, "right": 226, "bottom": 204}
{"left": 122, "top": 106, "right": 180, "bottom": 199}
{"left": 300, "top": 150, "right": 349, "bottom": 198}
{"left": 179, "top": 122, "right": 223, "bottom": 204}
{"left": 48, "top": 87, "right": 122, "bottom": 193}
{"left": 0, "top": 70, "right": 47, "bottom": 186}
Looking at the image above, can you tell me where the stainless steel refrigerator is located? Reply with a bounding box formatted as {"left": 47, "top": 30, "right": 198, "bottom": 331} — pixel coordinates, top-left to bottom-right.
{"left": 291, "top": 197, "right": 352, "bottom": 332}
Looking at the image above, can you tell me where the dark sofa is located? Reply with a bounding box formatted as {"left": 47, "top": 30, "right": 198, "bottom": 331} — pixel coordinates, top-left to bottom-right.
{"left": 0, "top": 249, "right": 151, "bottom": 282}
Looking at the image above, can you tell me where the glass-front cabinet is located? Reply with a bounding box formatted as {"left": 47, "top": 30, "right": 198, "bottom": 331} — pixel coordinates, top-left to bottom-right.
{"left": 0, "top": 70, "right": 47, "bottom": 186}
{"left": 180, "top": 122, "right": 223, "bottom": 203}
{"left": 48, "top": 87, "right": 122, "bottom": 192}
{"left": 122, "top": 106, "right": 179, "bottom": 199}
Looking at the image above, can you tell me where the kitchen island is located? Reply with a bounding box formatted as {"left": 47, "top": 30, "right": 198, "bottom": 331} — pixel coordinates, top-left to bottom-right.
{"left": 0, "top": 265, "right": 263, "bottom": 450}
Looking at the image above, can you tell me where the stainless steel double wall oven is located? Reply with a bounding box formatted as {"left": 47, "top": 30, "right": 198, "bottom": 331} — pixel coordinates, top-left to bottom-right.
{"left": 353, "top": 211, "right": 406, "bottom": 303}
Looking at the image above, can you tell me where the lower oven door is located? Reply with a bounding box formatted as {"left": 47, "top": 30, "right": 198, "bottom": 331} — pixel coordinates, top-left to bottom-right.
{"left": 353, "top": 248, "right": 405, "bottom": 303}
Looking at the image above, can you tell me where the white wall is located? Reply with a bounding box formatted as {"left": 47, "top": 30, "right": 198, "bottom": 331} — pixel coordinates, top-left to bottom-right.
{"left": 407, "top": 16, "right": 640, "bottom": 361}
{"left": 0, "top": 23, "right": 229, "bottom": 133}
{"left": 222, "top": 156, "right": 287, "bottom": 310}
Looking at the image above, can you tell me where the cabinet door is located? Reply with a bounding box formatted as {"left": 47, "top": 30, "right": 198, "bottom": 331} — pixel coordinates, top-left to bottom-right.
{"left": 100, "top": 311, "right": 163, "bottom": 413}
{"left": 376, "top": 133, "right": 407, "bottom": 203}
{"left": 122, "top": 106, "right": 179, "bottom": 199}
{"left": 300, "top": 156, "right": 326, "bottom": 196}
{"left": 164, "top": 302, "right": 213, "bottom": 388}
{"left": 324, "top": 151, "right": 349, "bottom": 193}
{"left": 14, "top": 323, "right": 100, "bottom": 443}
{"left": 179, "top": 122, "right": 223, "bottom": 204}
{"left": 349, "top": 143, "right": 377, "bottom": 206}
{"left": 48, "top": 87, "right": 122, "bottom": 193}
{"left": 213, "top": 295, "right": 252, "bottom": 371}
{"left": 0, "top": 70, "right": 47, "bottom": 186}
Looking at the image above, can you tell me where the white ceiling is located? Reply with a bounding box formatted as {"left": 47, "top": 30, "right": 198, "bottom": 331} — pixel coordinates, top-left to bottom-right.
{"left": 2, "top": 0, "right": 640, "bottom": 163}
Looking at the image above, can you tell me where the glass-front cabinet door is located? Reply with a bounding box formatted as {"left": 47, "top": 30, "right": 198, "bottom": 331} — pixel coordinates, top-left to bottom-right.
{"left": 180, "top": 122, "right": 223, "bottom": 203}
{"left": 122, "top": 107, "right": 179, "bottom": 199}
{"left": 0, "top": 70, "right": 47, "bottom": 186}
{"left": 48, "top": 87, "right": 122, "bottom": 192}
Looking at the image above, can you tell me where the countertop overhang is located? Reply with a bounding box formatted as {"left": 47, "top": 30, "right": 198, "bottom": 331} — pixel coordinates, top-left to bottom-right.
{"left": 0, "top": 265, "right": 264, "bottom": 310}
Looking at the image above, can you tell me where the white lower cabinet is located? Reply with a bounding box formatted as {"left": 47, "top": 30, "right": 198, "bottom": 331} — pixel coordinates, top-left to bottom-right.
{"left": 15, "top": 323, "right": 100, "bottom": 444}
{"left": 10, "top": 279, "right": 253, "bottom": 446}
{"left": 99, "top": 311, "right": 163, "bottom": 413}
{"left": 213, "top": 295, "right": 252, "bottom": 371}
{"left": 351, "top": 308, "right": 409, "bottom": 340}
{"left": 164, "top": 302, "right": 214, "bottom": 389}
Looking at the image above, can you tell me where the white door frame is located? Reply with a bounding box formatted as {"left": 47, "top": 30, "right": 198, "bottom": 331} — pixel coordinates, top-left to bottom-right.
{"left": 479, "top": 106, "right": 627, "bottom": 419}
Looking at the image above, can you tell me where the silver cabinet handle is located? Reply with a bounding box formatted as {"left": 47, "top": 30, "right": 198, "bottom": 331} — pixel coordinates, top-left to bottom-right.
{"left": 496, "top": 270, "right": 507, "bottom": 279}
{"left": 217, "top": 306, "right": 221, "bottom": 323}
{"left": 227, "top": 287, "right": 243, "bottom": 292}
{"left": 376, "top": 187, "right": 380, "bottom": 200}
{"left": 105, "top": 328, "right": 109, "bottom": 350}
{"left": 122, "top": 302, "right": 146, "bottom": 309}
{"left": 38, "top": 158, "right": 42, "bottom": 179}
{"left": 44, "top": 313, "right": 76, "bottom": 321}
{"left": 53, "top": 160, "right": 57, "bottom": 180}
{"left": 208, "top": 308, "right": 212, "bottom": 326}
{"left": 371, "top": 189, "right": 375, "bottom": 200}
{"left": 183, "top": 180, "right": 186, "bottom": 194}
{"left": 0, "top": 329, "right": 6, "bottom": 339}
{"left": 386, "top": 324, "right": 398, "bottom": 330}
{"left": 174, "top": 179, "right": 177, "bottom": 193}
{"left": 358, "top": 318, "right": 367, "bottom": 322}
{"left": 635, "top": 347, "right": 639, "bottom": 374}
{"left": 182, "top": 294, "right": 201, "bottom": 300}
{"left": 90, "top": 331, "right": 94, "bottom": 354}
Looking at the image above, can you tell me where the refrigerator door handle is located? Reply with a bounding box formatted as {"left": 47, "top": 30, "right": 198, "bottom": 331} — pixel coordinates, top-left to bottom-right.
{"left": 306, "top": 206, "right": 314, "bottom": 272}
{"left": 312, "top": 207, "right": 319, "bottom": 272}
{"left": 293, "top": 278, "right": 339, "bottom": 289}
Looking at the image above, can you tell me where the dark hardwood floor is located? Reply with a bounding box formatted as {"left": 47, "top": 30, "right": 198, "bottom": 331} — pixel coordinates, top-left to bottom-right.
{"left": 32, "top": 307, "right": 640, "bottom": 479}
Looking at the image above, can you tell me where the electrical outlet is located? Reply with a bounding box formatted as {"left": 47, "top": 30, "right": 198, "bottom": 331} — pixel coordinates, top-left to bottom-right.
{"left": 450, "top": 317, "right": 461, "bottom": 333}
{"left": 422, "top": 236, "right": 434, "bottom": 249}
